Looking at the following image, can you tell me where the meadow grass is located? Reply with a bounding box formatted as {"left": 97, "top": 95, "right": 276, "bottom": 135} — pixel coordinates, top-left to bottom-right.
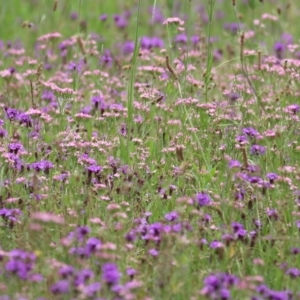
{"left": 0, "top": 0, "right": 300, "bottom": 299}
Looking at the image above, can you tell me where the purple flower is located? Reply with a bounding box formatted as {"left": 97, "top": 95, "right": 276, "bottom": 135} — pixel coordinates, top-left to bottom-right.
{"left": 190, "top": 35, "right": 200, "bottom": 45}
{"left": 286, "top": 104, "right": 300, "bottom": 115}
{"left": 122, "top": 41, "right": 135, "bottom": 55}
{"left": 102, "top": 263, "right": 121, "bottom": 285}
{"left": 126, "top": 268, "right": 137, "bottom": 278}
{"left": 220, "top": 288, "right": 231, "bottom": 299}
{"left": 235, "top": 135, "right": 248, "bottom": 144}
{"left": 85, "top": 237, "right": 101, "bottom": 254}
{"left": 30, "top": 160, "right": 54, "bottom": 174}
{"left": 99, "top": 14, "right": 107, "bottom": 21}
{"left": 256, "top": 284, "right": 270, "bottom": 296}
{"left": 250, "top": 145, "right": 266, "bottom": 155}
{"left": 266, "top": 173, "right": 278, "bottom": 184}
{"left": 175, "top": 33, "right": 188, "bottom": 44}
{"left": 248, "top": 176, "right": 262, "bottom": 184}
{"left": 223, "top": 23, "right": 240, "bottom": 34}
{"left": 286, "top": 268, "right": 300, "bottom": 278}
{"left": 291, "top": 247, "right": 300, "bottom": 255}
{"left": 74, "top": 268, "right": 94, "bottom": 286}
{"left": 274, "top": 41, "right": 285, "bottom": 59}
{"left": 0, "top": 126, "right": 7, "bottom": 138}
{"left": 242, "top": 127, "right": 259, "bottom": 138}
{"left": 140, "top": 36, "right": 152, "bottom": 50}
{"left": 196, "top": 192, "right": 211, "bottom": 207}
{"left": 4, "top": 107, "right": 20, "bottom": 121}
{"left": 76, "top": 226, "right": 90, "bottom": 239}
{"left": 5, "top": 249, "right": 36, "bottom": 280}
{"left": 0, "top": 208, "right": 22, "bottom": 224}
{"left": 151, "top": 37, "right": 164, "bottom": 48}
{"left": 18, "top": 113, "right": 33, "bottom": 127}
{"left": 203, "top": 274, "right": 221, "bottom": 291}
{"left": 228, "top": 160, "right": 242, "bottom": 169}
{"left": 59, "top": 265, "right": 74, "bottom": 278}
{"left": 222, "top": 234, "right": 234, "bottom": 244}
{"left": 148, "top": 248, "right": 159, "bottom": 256}
{"left": 227, "top": 92, "right": 240, "bottom": 102}
{"left": 247, "top": 164, "right": 260, "bottom": 173}
{"left": 8, "top": 143, "right": 24, "bottom": 154}
{"left": 100, "top": 49, "right": 113, "bottom": 67}
{"left": 114, "top": 15, "right": 128, "bottom": 29}
{"left": 51, "top": 280, "right": 70, "bottom": 294}
{"left": 91, "top": 95, "right": 103, "bottom": 107}
{"left": 119, "top": 123, "right": 127, "bottom": 136}
{"left": 164, "top": 211, "right": 179, "bottom": 222}
{"left": 172, "top": 223, "right": 182, "bottom": 233}
{"left": 70, "top": 12, "right": 78, "bottom": 20}
{"left": 266, "top": 209, "right": 278, "bottom": 220}
{"left": 231, "top": 222, "right": 244, "bottom": 233}
{"left": 83, "top": 282, "right": 101, "bottom": 297}
{"left": 210, "top": 240, "right": 224, "bottom": 249}
{"left": 125, "top": 230, "right": 136, "bottom": 243}
{"left": 87, "top": 165, "right": 102, "bottom": 174}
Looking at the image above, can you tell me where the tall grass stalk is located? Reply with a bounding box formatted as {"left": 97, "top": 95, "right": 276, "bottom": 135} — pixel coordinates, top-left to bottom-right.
{"left": 204, "top": 0, "right": 215, "bottom": 102}
{"left": 126, "top": 0, "right": 141, "bottom": 162}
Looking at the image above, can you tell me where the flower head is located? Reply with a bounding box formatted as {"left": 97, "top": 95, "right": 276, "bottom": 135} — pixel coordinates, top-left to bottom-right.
{"left": 196, "top": 192, "right": 211, "bottom": 207}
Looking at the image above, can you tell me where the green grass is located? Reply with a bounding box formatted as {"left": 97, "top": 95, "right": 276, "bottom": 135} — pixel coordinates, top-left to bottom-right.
{"left": 1, "top": 0, "right": 300, "bottom": 299}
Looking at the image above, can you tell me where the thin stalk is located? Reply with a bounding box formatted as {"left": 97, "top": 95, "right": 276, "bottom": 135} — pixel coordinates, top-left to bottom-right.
{"left": 204, "top": 0, "right": 215, "bottom": 102}
{"left": 127, "top": 0, "right": 141, "bottom": 161}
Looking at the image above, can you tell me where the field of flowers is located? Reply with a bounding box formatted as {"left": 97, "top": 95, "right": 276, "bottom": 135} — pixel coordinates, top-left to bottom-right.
{"left": 1, "top": 0, "right": 300, "bottom": 299}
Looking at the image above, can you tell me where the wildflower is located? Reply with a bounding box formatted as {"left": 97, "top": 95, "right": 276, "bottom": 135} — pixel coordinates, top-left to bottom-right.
{"left": 51, "top": 280, "right": 70, "bottom": 294}
{"left": 4, "top": 107, "right": 20, "bottom": 121}
{"left": 59, "top": 265, "right": 74, "bottom": 278}
{"left": 274, "top": 42, "right": 285, "bottom": 59}
{"left": 163, "top": 17, "right": 184, "bottom": 26}
{"left": 100, "top": 49, "right": 113, "bottom": 67}
{"left": 227, "top": 92, "right": 240, "bottom": 102}
{"left": 82, "top": 282, "right": 101, "bottom": 297}
{"left": 30, "top": 160, "right": 54, "bottom": 174}
{"left": 250, "top": 145, "right": 266, "bottom": 155}
{"left": 8, "top": 142, "right": 24, "bottom": 154}
{"left": 70, "top": 12, "right": 78, "bottom": 20}
{"left": 102, "top": 263, "right": 121, "bottom": 285}
{"left": 148, "top": 248, "right": 159, "bottom": 256}
{"left": 175, "top": 33, "right": 188, "bottom": 44}
{"left": 122, "top": 41, "right": 135, "bottom": 55}
{"left": 126, "top": 268, "right": 137, "bottom": 279}
{"left": 114, "top": 15, "right": 128, "bottom": 29}
{"left": 190, "top": 35, "right": 200, "bottom": 45}
{"left": 286, "top": 104, "right": 300, "bottom": 115}
{"left": 266, "top": 173, "right": 278, "bottom": 184}
{"left": 242, "top": 127, "right": 259, "bottom": 138}
{"left": 87, "top": 165, "right": 102, "bottom": 174}
{"left": 85, "top": 237, "right": 101, "bottom": 254}
{"left": 0, "top": 127, "right": 7, "bottom": 138}
{"left": 99, "top": 14, "right": 107, "bottom": 21}
{"left": 74, "top": 268, "right": 94, "bottom": 286}
{"left": 223, "top": 23, "right": 240, "bottom": 34}
{"left": 164, "top": 211, "right": 179, "bottom": 222}
{"left": 228, "top": 160, "right": 242, "bottom": 169}
{"left": 196, "top": 192, "right": 211, "bottom": 207}
{"left": 266, "top": 209, "right": 278, "bottom": 220}
{"left": 286, "top": 268, "right": 300, "bottom": 278}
